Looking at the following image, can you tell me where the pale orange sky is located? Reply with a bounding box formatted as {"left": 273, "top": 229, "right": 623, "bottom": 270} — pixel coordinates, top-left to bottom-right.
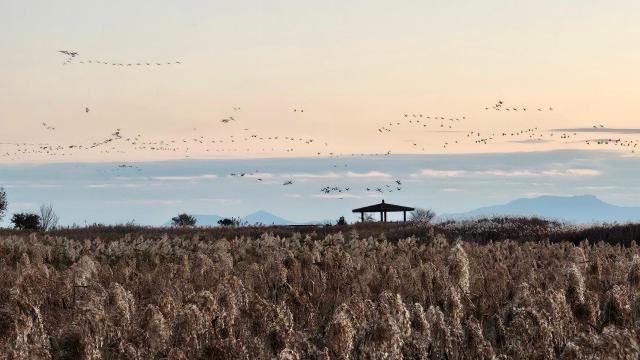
{"left": 2, "top": 0, "right": 640, "bottom": 163}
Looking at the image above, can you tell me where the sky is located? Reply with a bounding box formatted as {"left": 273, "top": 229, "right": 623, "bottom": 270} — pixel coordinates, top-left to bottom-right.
{"left": 1, "top": 150, "right": 639, "bottom": 226}
{"left": 2, "top": 1, "right": 640, "bottom": 160}
{"left": 1, "top": 1, "right": 640, "bottom": 223}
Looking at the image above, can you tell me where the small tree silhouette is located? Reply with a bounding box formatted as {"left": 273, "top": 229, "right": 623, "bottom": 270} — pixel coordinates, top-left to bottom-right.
{"left": 171, "top": 213, "right": 197, "bottom": 227}
{"left": 336, "top": 216, "right": 347, "bottom": 226}
{"left": 410, "top": 208, "right": 436, "bottom": 226}
{"left": 0, "top": 188, "right": 6, "bottom": 221}
{"left": 39, "top": 204, "right": 59, "bottom": 231}
{"left": 218, "top": 217, "right": 241, "bottom": 227}
{"left": 11, "top": 212, "right": 41, "bottom": 230}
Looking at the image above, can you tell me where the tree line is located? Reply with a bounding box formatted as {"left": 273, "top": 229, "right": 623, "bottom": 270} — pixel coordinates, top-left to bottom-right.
{"left": 0, "top": 187, "right": 435, "bottom": 230}
{"left": 0, "top": 188, "right": 59, "bottom": 230}
{"left": 169, "top": 209, "right": 436, "bottom": 228}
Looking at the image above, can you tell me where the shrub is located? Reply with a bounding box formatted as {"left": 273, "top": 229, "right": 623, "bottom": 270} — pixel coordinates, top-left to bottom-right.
{"left": 336, "top": 216, "right": 347, "bottom": 226}
{"left": 410, "top": 208, "right": 436, "bottom": 225}
{"left": 171, "top": 213, "right": 197, "bottom": 227}
{"left": 11, "top": 212, "right": 40, "bottom": 230}
{"left": 218, "top": 218, "right": 241, "bottom": 227}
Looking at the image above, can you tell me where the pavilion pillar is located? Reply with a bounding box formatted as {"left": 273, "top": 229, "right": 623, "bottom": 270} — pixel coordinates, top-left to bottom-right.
{"left": 403, "top": 211, "right": 406, "bottom": 222}
{"left": 361, "top": 212, "right": 364, "bottom": 222}
{"left": 384, "top": 212, "right": 387, "bottom": 222}
{"left": 380, "top": 211, "right": 383, "bottom": 222}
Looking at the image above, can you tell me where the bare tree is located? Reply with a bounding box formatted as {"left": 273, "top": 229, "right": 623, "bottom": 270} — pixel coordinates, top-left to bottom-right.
{"left": 39, "top": 204, "right": 59, "bottom": 231}
{"left": 410, "top": 208, "right": 436, "bottom": 226}
{"left": 0, "top": 188, "right": 6, "bottom": 221}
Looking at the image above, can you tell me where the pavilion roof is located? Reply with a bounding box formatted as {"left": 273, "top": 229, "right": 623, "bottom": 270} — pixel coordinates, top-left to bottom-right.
{"left": 352, "top": 200, "right": 414, "bottom": 213}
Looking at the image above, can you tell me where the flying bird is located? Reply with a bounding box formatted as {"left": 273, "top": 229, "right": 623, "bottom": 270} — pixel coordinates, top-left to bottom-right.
{"left": 58, "top": 50, "right": 78, "bottom": 57}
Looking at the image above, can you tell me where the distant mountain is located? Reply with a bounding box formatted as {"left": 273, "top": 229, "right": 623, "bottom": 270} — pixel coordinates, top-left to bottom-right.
{"left": 192, "top": 214, "right": 225, "bottom": 226}
{"left": 242, "top": 210, "right": 294, "bottom": 225}
{"left": 445, "top": 195, "right": 640, "bottom": 224}
{"left": 163, "top": 211, "right": 294, "bottom": 226}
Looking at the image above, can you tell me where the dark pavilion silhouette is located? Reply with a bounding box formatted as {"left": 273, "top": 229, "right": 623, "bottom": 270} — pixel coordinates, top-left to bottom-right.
{"left": 352, "top": 200, "right": 415, "bottom": 222}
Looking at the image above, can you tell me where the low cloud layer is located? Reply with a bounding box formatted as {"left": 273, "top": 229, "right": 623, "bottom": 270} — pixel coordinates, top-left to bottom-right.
{"left": 552, "top": 128, "right": 640, "bottom": 134}
{"left": 416, "top": 168, "right": 601, "bottom": 178}
{"left": 150, "top": 174, "right": 218, "bottom": 181}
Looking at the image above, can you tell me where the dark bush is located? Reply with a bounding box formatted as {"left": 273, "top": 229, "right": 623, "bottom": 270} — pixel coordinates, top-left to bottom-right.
{"left": 218, "top": 218, "right": 241, "bottom": 227}
{"left": 11, "top": 212, "right": 41, "bottom": 230}
{"left": 171, "top": 213, "right": 197, "bottom": 227}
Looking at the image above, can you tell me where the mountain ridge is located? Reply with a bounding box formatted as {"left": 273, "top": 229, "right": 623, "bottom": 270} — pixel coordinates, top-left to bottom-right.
{"left": 444, "top": 194, "right": 640, "bottom": 223}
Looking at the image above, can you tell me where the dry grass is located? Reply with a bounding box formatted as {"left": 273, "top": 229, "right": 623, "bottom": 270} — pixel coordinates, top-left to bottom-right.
{"left": 1, "top": 221, "right": 639, "bottom": 359}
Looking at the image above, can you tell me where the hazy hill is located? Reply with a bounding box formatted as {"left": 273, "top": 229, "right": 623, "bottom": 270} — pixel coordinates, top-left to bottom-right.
{"left": 242, "top": 210, "right": 294, "bottom": 225}
{"left": 446, "top": 195, "right": 640, "bottom": 223}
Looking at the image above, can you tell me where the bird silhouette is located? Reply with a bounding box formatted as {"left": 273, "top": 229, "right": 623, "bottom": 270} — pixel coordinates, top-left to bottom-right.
{"left": 58, "top": 50, "right": 78, "bottom": 57}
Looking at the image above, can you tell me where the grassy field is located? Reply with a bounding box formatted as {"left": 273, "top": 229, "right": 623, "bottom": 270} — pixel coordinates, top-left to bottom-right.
{"left": 1, "top": 218, "right": 640, "bottom": 359}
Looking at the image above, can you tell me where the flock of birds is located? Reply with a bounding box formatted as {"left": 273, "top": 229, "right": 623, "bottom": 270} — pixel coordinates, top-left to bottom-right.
{"left": 366, "top": 179, "right": 404, "bottom": 194}
{"left": 2, "top": 50, "right": 640, "bottom": 201}
{"left": 319, "top": 179, "right": 403, "bottom": 195}
{"left": 371, "top": 99, "right": 640, "bottom": 154}
{"left": 310, "top": 179, "right": 406, "bottom": 200}
{"left": 377, "top": 114, "right": 465, "bottom": 133}
{"left": 485, "top": 100, "right": 554, "bottom": 112}
{"left": 59, "top": 50, "right": 181, "bottom": 67}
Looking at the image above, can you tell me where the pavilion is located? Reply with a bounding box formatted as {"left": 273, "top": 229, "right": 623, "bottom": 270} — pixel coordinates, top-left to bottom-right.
{"left": 352, "top": 200, "right": 415, "bottom": 222}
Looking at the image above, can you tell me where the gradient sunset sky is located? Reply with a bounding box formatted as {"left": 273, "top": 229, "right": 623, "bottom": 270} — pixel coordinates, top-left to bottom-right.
{"left": 2, "top": 1, "right": 640, "bottom": 162}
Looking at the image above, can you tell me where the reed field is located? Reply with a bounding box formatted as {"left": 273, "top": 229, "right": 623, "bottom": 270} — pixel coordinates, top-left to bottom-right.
{"left": 1, "top": 219, "right": 639, "bottom": 359}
